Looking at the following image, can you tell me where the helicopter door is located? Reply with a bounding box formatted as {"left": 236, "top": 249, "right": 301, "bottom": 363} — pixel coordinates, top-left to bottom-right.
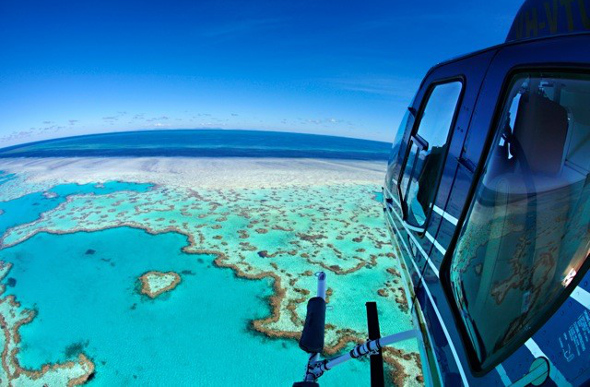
{"left": 396, "top": 80, "right": 463, "bottom": 279}
{"left": 398, "top": 81, "right": 462, "bottom": 232}
{"left": 397, "top": 50, "right": 499, "bottom": 385}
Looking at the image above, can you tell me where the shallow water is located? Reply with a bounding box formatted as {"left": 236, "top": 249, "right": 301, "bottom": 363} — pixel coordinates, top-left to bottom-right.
{"left": 0, "top": 162, "right": 421, "bottom": 386}
{"left": 0, "top": 181, "right": 152, "bottom": 236}
{"left": 3, "top": 228, "right": 368, "bottom": 385}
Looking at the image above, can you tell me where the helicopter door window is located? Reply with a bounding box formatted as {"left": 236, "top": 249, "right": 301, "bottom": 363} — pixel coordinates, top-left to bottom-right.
{"left": 448, "top": 72, "right": 590, "bottom": 372}
{"left": 399, "top": 81, "right": 463, "bottom": 231}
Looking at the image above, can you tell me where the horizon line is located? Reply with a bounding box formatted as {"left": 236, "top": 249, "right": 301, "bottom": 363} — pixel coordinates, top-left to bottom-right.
{"left": 0, "top": 128, "right": 392, "bottom": 153}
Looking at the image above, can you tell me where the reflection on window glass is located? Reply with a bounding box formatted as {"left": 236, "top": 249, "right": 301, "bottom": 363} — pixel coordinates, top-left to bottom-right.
{"left": 400, "top": 81, "right": 462, "bottom": 229}
{"left": 450, "top": 72, "right": 590, "bottom": 369}
{"left": 386, "top": 110, "right": 414, "bottom": 191}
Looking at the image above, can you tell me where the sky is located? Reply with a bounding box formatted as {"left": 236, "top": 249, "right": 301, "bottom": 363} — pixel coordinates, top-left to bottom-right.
{"left": 0, "top": 0, "right": 522, "bottom": 147}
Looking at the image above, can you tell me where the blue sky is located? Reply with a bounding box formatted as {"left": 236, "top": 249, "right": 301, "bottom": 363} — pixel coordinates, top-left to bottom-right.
{"left": 0, "top": 0, "right": 522, "bottom": 147}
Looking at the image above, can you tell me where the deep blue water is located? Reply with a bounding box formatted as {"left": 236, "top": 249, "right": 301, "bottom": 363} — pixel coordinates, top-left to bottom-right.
{"left": 0, "top": 130, "right": 390, "bottom": 160}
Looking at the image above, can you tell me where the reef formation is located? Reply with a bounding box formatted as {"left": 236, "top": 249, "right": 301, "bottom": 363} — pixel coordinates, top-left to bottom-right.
{"left": 139, "top": 271, "right": 181, "bottom": 298}
{"left": 0, "top": 262, "right": 95, "bottom": 386}
{"left": 0, "top": 158, "right": 423, "bottom": 386}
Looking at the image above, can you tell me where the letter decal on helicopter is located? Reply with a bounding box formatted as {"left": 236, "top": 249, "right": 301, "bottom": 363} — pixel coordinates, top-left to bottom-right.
{"left": 558, "top": 310, "right": 589, "bottom": 362}
{"left": 572, "top": 311, "right": 588, "bottom": 356}
{"left": 507, "top": 0, "right": 590, "bottom": 41}
{"left": 559, "top": 336, "right": 575, "bottom": 362}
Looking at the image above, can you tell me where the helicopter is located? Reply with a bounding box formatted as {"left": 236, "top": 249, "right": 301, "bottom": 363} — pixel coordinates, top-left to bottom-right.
{"left": 293, "top": 0, "right": 590, "bottom": 385}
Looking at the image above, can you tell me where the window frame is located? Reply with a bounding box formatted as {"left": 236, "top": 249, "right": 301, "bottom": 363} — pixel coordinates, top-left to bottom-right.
{"left": 439, "top": 66, "right": 590, "bottom": 375}
{"left": 397, "top": 77, "right": 466, "bottom": 235}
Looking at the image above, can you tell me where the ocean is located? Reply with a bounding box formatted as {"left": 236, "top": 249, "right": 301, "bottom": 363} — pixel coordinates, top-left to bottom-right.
{"left": 3, "top": 228, "right": 367, "bottom": 386}
{"left": 0, "top": 130, "right": 420, "bottom": 386}
{"left": 0, "top": 129, "right": 391, "bottom": 160}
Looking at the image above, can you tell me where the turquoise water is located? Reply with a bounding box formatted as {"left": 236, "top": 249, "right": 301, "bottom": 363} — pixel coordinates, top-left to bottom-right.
{"left": 0, "top": 181, "right": 153, "bottom": 236}
{"left": 373, "top": 191, "right": 383, "bottom": 202}
{"left": 2, "top": 228, "right": 367, "bottom": 385}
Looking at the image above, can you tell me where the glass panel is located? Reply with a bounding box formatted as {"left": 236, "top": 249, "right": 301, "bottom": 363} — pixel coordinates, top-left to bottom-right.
{"left": 417, "top": 82, "right": 463, "bottom": 149}
{"left": 406, "top": 143, "right": 428, "bottom": 226}
{"left": 401, "top": 81, "right": 462, "bottom": 229}
{"left": 450, "top": 72, "right": 590, "bottom": 369}
{"left": 400, "top": 141, "right": 419, "bottom": 200}
{"left": 390, "top": 110, "right": 412, "bottom": 165}
{"left": 386, "top": 110, "right": 415, "bottom": 190}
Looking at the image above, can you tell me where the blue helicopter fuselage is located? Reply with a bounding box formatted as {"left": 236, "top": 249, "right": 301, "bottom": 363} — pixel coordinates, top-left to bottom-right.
{"left": 384, "top": 1, "right": 590, "bottom": 385}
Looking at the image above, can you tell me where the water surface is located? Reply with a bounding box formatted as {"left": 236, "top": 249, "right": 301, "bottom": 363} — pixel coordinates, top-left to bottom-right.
{"left": 3, "top": 228, "right": 367, "bottom": 385}
{"left": 0, "top": 130, "right": 390, "bottom": 160}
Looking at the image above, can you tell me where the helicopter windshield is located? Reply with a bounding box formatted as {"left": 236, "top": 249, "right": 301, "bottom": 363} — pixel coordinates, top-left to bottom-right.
{"left": 449, "top": 72, "right": 590, "bottom": 370}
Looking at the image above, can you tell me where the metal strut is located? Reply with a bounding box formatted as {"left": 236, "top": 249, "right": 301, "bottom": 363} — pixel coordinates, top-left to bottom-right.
{"left": 293, "top": 272, "right": 418, "bottom": 387}
{"left": 366, "top": 301, "right": 385, "bottom": 387}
